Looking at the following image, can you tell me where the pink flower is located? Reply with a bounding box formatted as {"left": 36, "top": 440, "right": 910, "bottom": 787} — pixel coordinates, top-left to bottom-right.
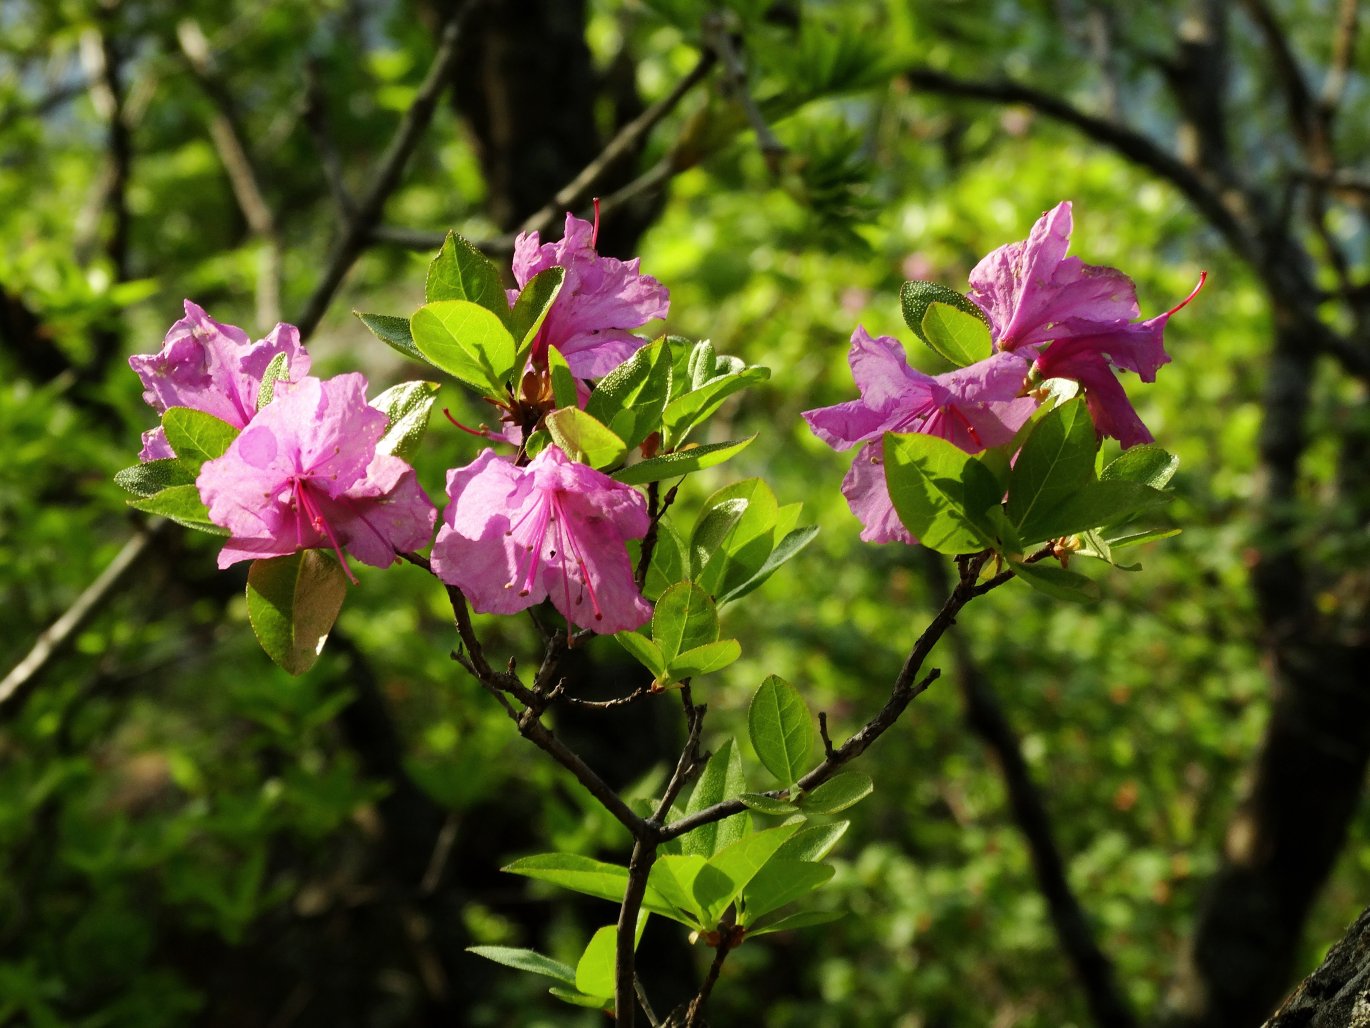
{"left": 129, "top": 300, "right": 311, "bottom": 461}
{"left": 802, "top": 327, "right": 1035, "bottom": 542}
{"left": 966, "top": 201, "right": 1203, "bottom": 445}
{"left": 430, "top": 446, "right": 651, "bottom": 633}
{"left": 511, "top": 213, "right": 669, "bottom": 377}
{"left": 196, "top": 374, "right": 436, "bottom": 578}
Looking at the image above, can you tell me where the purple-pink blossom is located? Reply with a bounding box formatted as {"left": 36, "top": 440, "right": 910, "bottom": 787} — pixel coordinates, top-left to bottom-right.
{"left": 967, "top": 201, "right": 1203, "bottom": 446}
{"left": 430, "top": 445, "right": 651, "bottom": 634}
{"left": 511, "top": 212, "right": 669, "bottom": 378}
{"left": 197, "top": 374, "right": 436, "bottom": 578}
{"left": 803, "top": 326, "right": 1035, "bottom": 543}
{"left": 129, "top": 300, "right": 311, "bottom": 461}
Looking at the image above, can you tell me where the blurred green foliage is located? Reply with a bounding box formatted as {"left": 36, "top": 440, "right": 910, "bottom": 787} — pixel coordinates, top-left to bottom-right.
{"left": 2, "top": 0, "right": 1367, "bottom": 1025}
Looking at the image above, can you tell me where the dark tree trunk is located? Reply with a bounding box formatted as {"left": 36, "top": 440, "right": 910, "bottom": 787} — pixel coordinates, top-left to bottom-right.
{"left": 1263, "top": 905, "right": 1370, "bottom": 1027}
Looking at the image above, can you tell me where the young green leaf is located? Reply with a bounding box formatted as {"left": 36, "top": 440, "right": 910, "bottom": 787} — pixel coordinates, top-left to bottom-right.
{"left": 614, "top": 631, "right": 668, "bottom": 679}
{"left": 716, "top": 524, "right": 819, "bottom": 604}
{"left": 883, "top": 432, "right": 990, "bottom": 554}
{"left": 920, "top": 302, "right": 994, "bottom": 368}
{"left": 502, "top": 853, "right": 630, "bottom": 905}
{"left": 738, "top": 793, "right": 800, "bottom": 816}
{"left": 739, "top": 860, "right": 835, "bottom": 924}
{"left": 162, "top": 407, "right": 239, "bottom": 462}
{"left": 748, "top": 676, "right": 813, "bottom": 787}
{"left": 745, "top": 908, "right": 845, "bottom": 938}
{"left": 694, "top": 823, "right": 801, "bottom": 924}
{"left": 411, "top": 300, "right": 517, "bottom": 394}
{"left": 668, "top": 639, "right": 742, "bottom": 681}
{"left": 508, "top": 266, "right": 565, "bottom": 368}
{"left": 426, "top": 230, "right": 508, "bottom": 316}
{"left": 1010, "top": 559, "right": 1100, "bottom": 603}
{"left": 547, "top": 344, "right": 578, "bottom": 408}
{"left": 773, "top": 821, "right": 850, "bottom": 863}
{"left": 543, "top": 408, "right": 627, "bottom": 469}
{"left": 371, "top": 381, "right": 440, "bottom": 461}
{"left": 900, "top": 280, "right": 991, "bottom": 353}
{"left": 682, "top": 739, "right": 747, "bottom": 858}
{"left": 1101, "top": 444, "right": 1180, "bottom": 489}
{"left": 465, "top": 946, "right": 576, "bottom": 987}
{"left": 126, "top": 484, "right": 228, "bottom": 534}
{"left": 245, "top": 550, "right": 349, "bottom": 676}
{"left": 798, "top": 771, "right": 873, "bottom": 814}
{"left": 114, "top": 457, "right": 200, "bottom": 497}
{"left": 1005, "top": 398, "right": 1098, "bottom": 541}
{"left": 691, "top": 479, "right": 780, "bottom": 597}
{"left": 585, "top": 338, "right": 673, "bottom": 450}
{"left": 647, "top": 855, "right": 709, "bottom": 925}
{"left": 612, "top": 436, "right": 756, "bottom": 486}
{"left": 652, "top": 581, "right": 720, "bottom": 664}
{"left": 355, "top": 311, "right": 433, "bottom": 367}
{"left": 255, "top": 351, "right": 290, "bottom": 411}
{"left": 662, "top": 365, "right": 770, "bottom": 447}
{"left": 573, "top": 926, "right": 618, "bottom": 999}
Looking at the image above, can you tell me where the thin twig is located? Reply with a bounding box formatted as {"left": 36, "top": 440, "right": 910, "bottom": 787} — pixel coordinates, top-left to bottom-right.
{"left": 615, "top": 689, "right": 705, "bottom": 1028}
{"left": 635, "top": 975, "right": 662, "bottom": 1027}
{"left": 659, "top": 552, "right": 1005, "bottom": 842}
{"left": 516, "top": 49, "right": 717, "bottom": 239}
{"left": 682, "top": 932, "right": 735, "bottom": 1027}
{"left": 1320, "top": 0, "right": 1359, "bottom": 118}
{"left": 0, "top": 521, "right": 167, "bottom": 716}
{"left": 295, "top": 0, "right": 482, "bottom": 338}
{"left": 701, "top": 14, "right": 786, "bottom": 173}
{"left": 818, "top": 711, "right": 835, "bottom": 759}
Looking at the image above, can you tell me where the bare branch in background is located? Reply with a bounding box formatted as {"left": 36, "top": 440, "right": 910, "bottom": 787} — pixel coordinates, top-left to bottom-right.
{"left": 176, "top": 19, "right": 283, "bottom": 326}
{"left": 0, "top": 521, "right": 168, "bottom": 717}
{"left": 295, "top": 0, "right": 484, "bottom": 339}
{"left": 700, "top": 14, "right": 786, "bottom": 174}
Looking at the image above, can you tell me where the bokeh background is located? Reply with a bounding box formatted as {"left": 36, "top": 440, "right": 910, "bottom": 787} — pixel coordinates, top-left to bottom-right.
{"left": 3, "top": 1, "right": 1368, "bottom": 1025}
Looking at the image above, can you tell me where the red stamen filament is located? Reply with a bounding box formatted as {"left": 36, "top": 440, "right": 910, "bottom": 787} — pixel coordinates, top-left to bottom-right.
{"left": 553, "top": 492, "right": 603, "bottom": 622}
{"left": 591, "top": 197, "right": 601, "bottom": 249}
{"left": 443, "top": 407, "right": 493, "bottom": 438}
{"left": 1166, "top": 271, "right": 1207, "bottom": 316}
{"left": 294, "top": 477, "right": 358, "bottom": 584}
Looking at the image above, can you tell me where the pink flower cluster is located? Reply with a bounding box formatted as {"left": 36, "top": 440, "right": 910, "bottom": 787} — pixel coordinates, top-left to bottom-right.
{"left": 130, "top": 214, "right": 663, "bottom": 631}
{"left": 804, "top": 201, "right": 1202, "bottom": 543}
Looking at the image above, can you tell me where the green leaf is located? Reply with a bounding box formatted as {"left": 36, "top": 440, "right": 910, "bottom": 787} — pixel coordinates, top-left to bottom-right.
{"left": 466, "top": 946, "right": 576, "bottom": 987}
{"left": 114, "top": 458, "right": 200, "bottom": 497}
{"left": 502, "top": 853, "right": 629, "bottom": 905}
{"left": 1030, "top": 479, "right": 1173, "bottom": 539}
{"left": 798, "top": 772, "right": 873, "bottom": 814}
{"left": 920, "top": 302, "right": 994, "bottom": 368}
{"left": 694, "top": 823, "right": 801, "bottom": 924}
{"left": 639, "top": 518, "right": 686, "bottom": 599}
{"left": 162, "top": 407, "right": 239, "bottom": 462}
{"left": 371, "top": 381, "right": 440, "bottom": 461}
{"left": 126, "top": 483, "right": 227, "bottom": 534}
{"left": 544, "top": 408, "right": 628, "bottom": 470}
{"left": 773, "top": 821, "right": 849, "bottom": 863}
{"left": 1101, "top": 444, "right": 1180, "bottom": 489}
{"left": 682, "top": 739, "right": 747, "bottom": 858}
{"left": 245, "top": 551, "right": 349, "bottom": 675}
{"left": 1108, "top": 526, "right": 1181, "bottom": 549}
{"left": 738, "top": 793, "right": 799, "bottom": 816}
{"left": 1005, "top": 398, "right": 1098, "bottom": 541}
{"left": 717, "top": 524, "right": 819, "bottom": 604}
{"left": 255, "top": 351, "right": 289, "bottom": 411}
{"left": 547, "top": 345, "right": 579, "bottom": 408}
{"left": 899, "top": 280, "right": 990, "bottom": 355}
{"left": 355, "top": 311, "right": 432, "bottom": 367}
{"left": 687, "top": 339, "right": 717, "bottom": 390}
{"left": 692, "top": 479, "right": 780, "bottom": 597}
{"left": 652, "top": 581, "right": 720, "bottom": 665}
{"left": 647, "top": 855, "right": 709, "bottom": 924}
{"left": 585, "top": 339, "right": 673, "bottom": 450}
{"left": 574, "top": 926, "right": 617, "bottom": 998}
{"left": 411, "top": 300, "right": 517, "bottom": 394}
{"left": 883, "top": 432, "right": 989, "bottom": 554}
{"left": 425, "top": 231, "right": 508, "bottom": 315}
{"left": 1010, "top": 559, "right": 1100, "bottom": 603}
{"left": 612, "top": 436, "right": 756, "bottom": 486}
{"left": 748, "top": 676, "right": 813, "bottom": 787}
{"left": 614, "top": 631, "right": 667, "bottom": 679}
{"left": 548, "top": 987, "right": 613, "bottom": 1010}
{"left": 746, "top": 908, "right": 845, "bottom": 938}
{"left": 740, "top": 860, "right": 835, "bottom": 923}
{"left": 668, "top": 639, "right": 741, "bottom": 680}
{"left": 662, "top": 366, "right": 770, "bottom": 447}
{"left": 508, "top": 266, "right": 565, "bottom": 368}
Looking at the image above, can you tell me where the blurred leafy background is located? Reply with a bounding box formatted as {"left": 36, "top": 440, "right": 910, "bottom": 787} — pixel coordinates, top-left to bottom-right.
{"left": 2, "top": 0, "right": 1368, "bottom": 1025}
